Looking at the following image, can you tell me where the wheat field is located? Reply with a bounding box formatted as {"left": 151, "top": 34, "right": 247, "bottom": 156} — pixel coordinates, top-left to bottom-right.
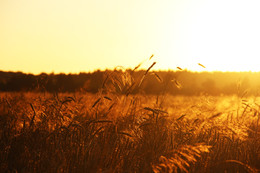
{"left": 1, "top": 63, "right": 260, "bottom": 173}
{"left": 0, "top": 89, "right": 259, "bottom": 172}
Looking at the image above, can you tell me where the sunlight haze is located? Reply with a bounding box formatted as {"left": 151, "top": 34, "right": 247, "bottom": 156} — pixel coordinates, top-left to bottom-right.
{"left": 1, "top": 0, "right": 260, "bottom": 74}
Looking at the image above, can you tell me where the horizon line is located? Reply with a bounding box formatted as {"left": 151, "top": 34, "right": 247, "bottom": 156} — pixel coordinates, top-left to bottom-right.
{"left": 1, "top": 68, "right": 260, "bottom": 75}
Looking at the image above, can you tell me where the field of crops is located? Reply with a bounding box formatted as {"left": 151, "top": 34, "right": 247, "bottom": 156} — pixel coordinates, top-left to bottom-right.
{"left": 0, "top": 91, "right": 260, "bottom": 173}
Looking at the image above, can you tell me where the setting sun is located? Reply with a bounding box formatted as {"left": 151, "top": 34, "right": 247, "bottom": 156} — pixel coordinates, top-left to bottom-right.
{"left": 1, "top": 0, "right": 260, "bottom": 73}
{"left": 2, "top": 1, "right": 260, "bottom": 172}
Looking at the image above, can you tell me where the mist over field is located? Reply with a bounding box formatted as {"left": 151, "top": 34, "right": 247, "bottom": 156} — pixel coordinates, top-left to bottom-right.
{"left": 1, "top": 70, "right": 260, "bottom": 96}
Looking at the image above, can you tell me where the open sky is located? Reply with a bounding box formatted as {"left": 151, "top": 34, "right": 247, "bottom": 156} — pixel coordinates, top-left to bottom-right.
{"left": 1, "top": 0, "right": 260, "bottom": 74}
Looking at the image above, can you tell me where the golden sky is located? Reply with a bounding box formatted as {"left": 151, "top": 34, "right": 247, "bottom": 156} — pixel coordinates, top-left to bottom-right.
{"left": 1, "top": 0, "right": 260, "bottom": 74}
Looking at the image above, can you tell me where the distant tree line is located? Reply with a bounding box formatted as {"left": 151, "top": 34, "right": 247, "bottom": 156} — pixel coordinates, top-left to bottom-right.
{"left": 1, "top": 70, "right": 260, "bottom": 96}
{"left": 0, "top": 71, "right": 103, "bottom": 93}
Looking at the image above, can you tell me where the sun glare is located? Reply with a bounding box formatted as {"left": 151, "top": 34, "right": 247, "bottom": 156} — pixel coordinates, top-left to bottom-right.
{"left": 156, "top": 0, "right": 260, "bottom": 72}
{"left": 1, "top": 0, "right": 260, "bottom": 73}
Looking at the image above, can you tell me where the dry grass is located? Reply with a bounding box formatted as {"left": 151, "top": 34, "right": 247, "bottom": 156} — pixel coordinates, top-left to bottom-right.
{"left": 1, "top": 60, "right": 260, "bottom": 172}
{"left": 0, "top": 91, "right": 260, "bottom": 172}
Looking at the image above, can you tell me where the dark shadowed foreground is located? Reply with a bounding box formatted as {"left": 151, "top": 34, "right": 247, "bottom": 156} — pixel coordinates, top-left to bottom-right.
{"left": 0, "top": 92, "right": 260, "bottom": 172}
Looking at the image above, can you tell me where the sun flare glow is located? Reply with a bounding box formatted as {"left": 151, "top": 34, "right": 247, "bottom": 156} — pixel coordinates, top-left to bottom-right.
{"left": 1, "top": 0, "right": 260, "bottom": 74}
